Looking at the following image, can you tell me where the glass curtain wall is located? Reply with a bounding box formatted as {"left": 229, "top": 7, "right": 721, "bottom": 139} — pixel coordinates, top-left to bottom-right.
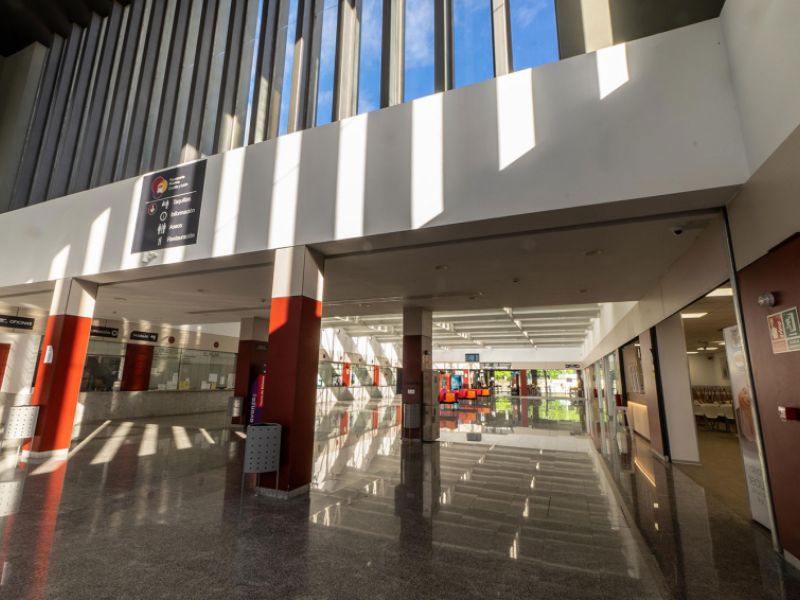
{"left": 453, "top": 0, "right": 493, "bottom": 88}
{"left": 278, "top": 0, "right": 301, "bottom": 134}
{"left": 404, "top": 0, "right": 435, "bottom": 101}
{"left": 316, "top": 0, "right": 339, "bottom": 125}
{"left": 357, "top": 0, "right": 383, "bottom": 113}
{"left": 510, "top": 0, "right": 559, "bottom": 71}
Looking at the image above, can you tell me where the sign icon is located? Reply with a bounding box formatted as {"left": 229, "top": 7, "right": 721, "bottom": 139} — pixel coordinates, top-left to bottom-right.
{"left": 151, "top": 176, "right": 169, "bottom": 199}
{"left": 132, "top": 161, "right": 205, "bottom": 253}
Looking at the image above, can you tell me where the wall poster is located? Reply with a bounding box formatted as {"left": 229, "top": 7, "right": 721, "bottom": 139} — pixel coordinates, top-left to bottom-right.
{"left": 722, "top": 325, "right": 770, "bottom": 529}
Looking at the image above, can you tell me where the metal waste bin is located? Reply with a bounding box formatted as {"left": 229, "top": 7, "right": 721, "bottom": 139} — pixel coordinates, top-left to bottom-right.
{"left": 243, "top": 423, "right": 281, "bottom": 484}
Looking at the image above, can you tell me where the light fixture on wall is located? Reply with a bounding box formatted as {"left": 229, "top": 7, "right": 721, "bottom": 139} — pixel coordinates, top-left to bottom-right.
{"left": 758, "top": 292, "right": 776, "bottom": 308}
{"left": 706, "top": 287, "right": 733, "bottom": 297}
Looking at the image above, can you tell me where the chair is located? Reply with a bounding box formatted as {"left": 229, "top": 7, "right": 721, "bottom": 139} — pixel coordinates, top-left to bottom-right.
{"left": 693, "top": 402, "right": 706, "bottom": 427}
{"left": 702, "top": 403, "right": 721, "bottom": 430}
{"left": 721, "top": 403, "right": 735, "bottom": 432}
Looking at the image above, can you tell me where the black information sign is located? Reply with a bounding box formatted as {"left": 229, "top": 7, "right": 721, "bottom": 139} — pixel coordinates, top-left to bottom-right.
{"left": 132, "top": 160, "right": 206, "bottom": 253}
{"left": 465, "top": 353, "right": 480, "bottom": 362}
{"left": 91, "top": 326, "right": 119, "bottom": 339}
{"left": 131, "top": 331, "right": 158, "bottom": 342}
{"left": 0, "top": 315, "right": 35, "bottom": 330}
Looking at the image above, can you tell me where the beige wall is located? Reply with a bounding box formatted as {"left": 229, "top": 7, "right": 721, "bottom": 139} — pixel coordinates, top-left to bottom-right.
{"left": 583, "top": 217, "right": 729, "bottom": 366}
{"left": 728, "top": 123, "right": 800, "bottom": 269}
{"left": 556, "top": 0, "right": 724, "bottom": 58}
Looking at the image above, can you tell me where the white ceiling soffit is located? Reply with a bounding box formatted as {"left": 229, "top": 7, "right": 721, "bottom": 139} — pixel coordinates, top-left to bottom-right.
{"left": 322, "top": 303, "right": 602, "bottom": 350}
{"left": 0, "top": 214, "right": 715, "bottom": 336}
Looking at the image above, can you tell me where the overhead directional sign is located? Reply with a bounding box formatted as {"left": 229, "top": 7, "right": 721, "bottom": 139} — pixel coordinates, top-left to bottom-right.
{"left": 91, "top": 326, "right": 119, "bottom": 339}
{"left": 132, "top": 160, "right": 206, "bottom": 253}
{"left": 131, "top": 331, "right": 158, "bottom": 342}
{"left": 0, "top": 315, "right": 34, "bottom": 330}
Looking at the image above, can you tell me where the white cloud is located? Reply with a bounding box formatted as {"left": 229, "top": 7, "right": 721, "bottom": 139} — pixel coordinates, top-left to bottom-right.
{"left": 514, "top": 0, "right": 550, "bottom": 28}
{"left": 405, "top": 0, "right": 434, "bottom": 68}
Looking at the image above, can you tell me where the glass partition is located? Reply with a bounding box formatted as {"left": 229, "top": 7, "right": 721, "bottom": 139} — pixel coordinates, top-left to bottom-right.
{"left": 149, "top": 347, "right": 181, "bottom": 391}
{"left": 80, "top": 340, "right": 125, "bottom": 391}
{"left": 177, "top": 349, "right": 237, "bottom": 391}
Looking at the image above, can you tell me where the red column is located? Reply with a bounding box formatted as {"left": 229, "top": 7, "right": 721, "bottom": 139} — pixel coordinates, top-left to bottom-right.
{"left": 520, "top": 369, "right": 529, "bottom": 396}
{"left": 233, "top": 317, "right": 269, "bottom": 425}
{"left": 24, "top": 279, "right": 97, "bottom": 458}
{"left": 120, "top": 343, "right": 154, "bottom": 391}
{"left": 258, "top": 246, "right": 324, "bottom": 496}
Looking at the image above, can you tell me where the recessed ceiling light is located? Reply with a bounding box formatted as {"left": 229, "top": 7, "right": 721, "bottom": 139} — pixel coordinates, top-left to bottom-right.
{"left": 706, "top": 287, "right": 733, "bottom": 297}
{"left": 686, "top": 351, "right": 698, "bottom": 354}
{"left": 681, "top": 312, "right": 708, "bottom": 319}
{"left": 706, "top": 346, "right": 718, "bottom": 351}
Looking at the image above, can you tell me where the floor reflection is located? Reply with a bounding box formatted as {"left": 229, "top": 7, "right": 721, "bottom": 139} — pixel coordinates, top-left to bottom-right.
{"left": 439, "top": 395, "right": 584, "bottom": 434}
{"left": 600, "top": 427, "right": 800, "bottom": 599}
{"left": 0, "top": 405, "right": 796, "bottom": 598}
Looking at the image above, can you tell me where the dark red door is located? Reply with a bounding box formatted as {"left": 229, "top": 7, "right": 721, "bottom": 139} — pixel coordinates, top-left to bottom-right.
{"left": 0, "top": 344, "right": 10, "bottom": 389}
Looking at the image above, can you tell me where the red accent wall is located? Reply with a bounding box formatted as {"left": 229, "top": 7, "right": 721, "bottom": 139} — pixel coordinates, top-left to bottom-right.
{"left": 260, "top": 295, "right": 322, "bottom": 491}
{"left": 0, "top": 343, "right": 9, "bottom": 389}
{"left": 120, "top": 344, "right": 153, "bottom": 391}
{"left": 739, "top": 235, "right": 800, "bottom": 559}
{"left": 27, "top": 314, "right": 93, "bottom": 453}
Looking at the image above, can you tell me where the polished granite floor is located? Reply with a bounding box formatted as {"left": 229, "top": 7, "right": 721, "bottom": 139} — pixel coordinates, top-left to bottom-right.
{"left": 597, "top": 430, "right": 800, "bottom": 600}
{"left": 0, "top": 408, "right": 797, "bottom": 599}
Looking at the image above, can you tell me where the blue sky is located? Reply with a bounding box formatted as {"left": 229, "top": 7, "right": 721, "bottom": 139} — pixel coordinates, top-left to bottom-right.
{"left": 278, "top": 0, "right": 559, "bottom": 128}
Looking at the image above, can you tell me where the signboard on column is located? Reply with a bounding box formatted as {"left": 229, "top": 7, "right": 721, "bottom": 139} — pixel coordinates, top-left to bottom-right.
{"left": 132, "top": 161, "right": 206, "bottom": 253}
{"left": 722, "top": 325, "right": 770, "bottom": 528}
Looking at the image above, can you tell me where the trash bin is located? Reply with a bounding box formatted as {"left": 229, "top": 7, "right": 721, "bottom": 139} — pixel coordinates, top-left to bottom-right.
{"left": 243, "top": 423, "right": 281, "bottom": 476}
